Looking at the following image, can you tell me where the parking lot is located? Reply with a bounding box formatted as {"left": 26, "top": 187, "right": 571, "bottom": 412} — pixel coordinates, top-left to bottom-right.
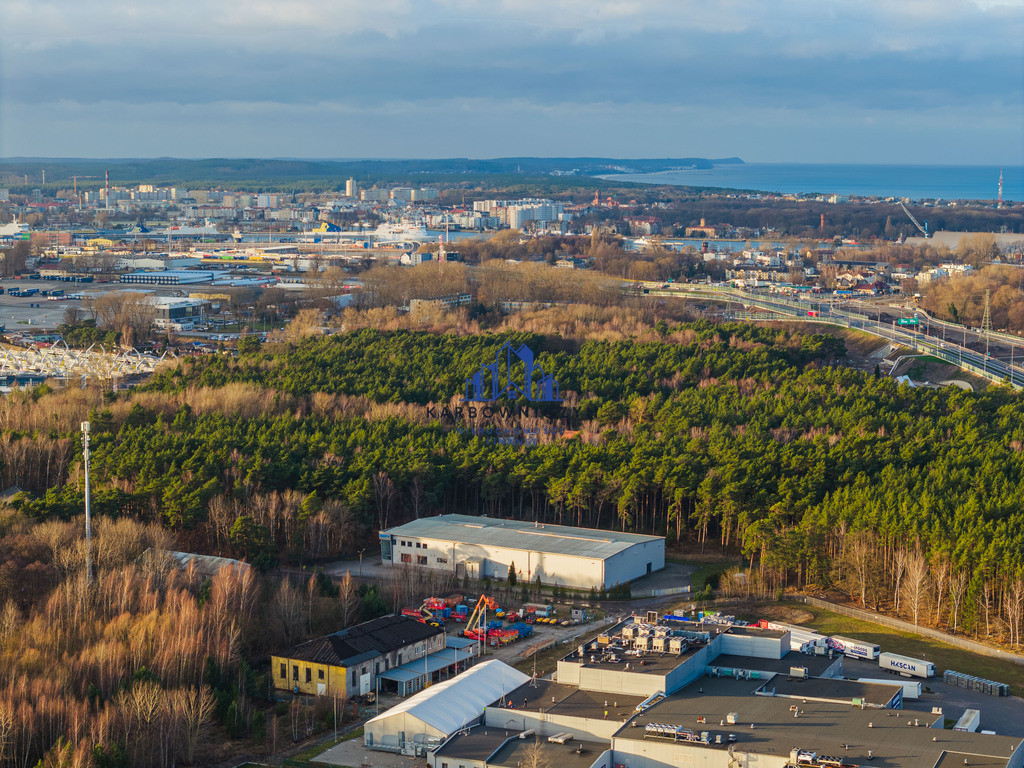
{"left": 841, "top": 656, "right": 1024, "bottom": 736}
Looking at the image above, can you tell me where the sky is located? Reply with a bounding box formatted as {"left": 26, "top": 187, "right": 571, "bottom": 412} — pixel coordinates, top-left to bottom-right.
{"left": 1, "top": 0, "right": 1022, "bottom": 164}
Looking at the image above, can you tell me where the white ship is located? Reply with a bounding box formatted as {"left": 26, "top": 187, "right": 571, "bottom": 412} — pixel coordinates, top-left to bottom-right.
{"left": 373, "top": 221, "right": 429, "bottom": 245}
{"left": 161, "top": 218, "right": 223, "bottom": 238}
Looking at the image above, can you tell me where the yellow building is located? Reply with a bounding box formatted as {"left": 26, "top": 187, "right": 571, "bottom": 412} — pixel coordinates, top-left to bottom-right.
{"left": 271, "top": 615, "right": 446, "bottom": 698}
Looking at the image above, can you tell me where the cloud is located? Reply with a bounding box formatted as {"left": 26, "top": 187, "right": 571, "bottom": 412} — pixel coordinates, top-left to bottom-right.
{"left": 1, "top": 0, "right": 1021, "bottom": 161}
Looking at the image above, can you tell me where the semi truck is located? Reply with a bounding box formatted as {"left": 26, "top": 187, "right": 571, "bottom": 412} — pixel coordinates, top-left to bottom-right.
{"left": 828, "top": 635, "right": 881, "bottom": 660}
{"left": 878, "top": 652, "right": 935, "bottom": 678}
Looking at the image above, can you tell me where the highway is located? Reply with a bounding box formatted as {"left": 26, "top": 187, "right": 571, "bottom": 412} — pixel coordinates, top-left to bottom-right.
{"left": 650, "top": 284, "right": 1024, "bottom": 388}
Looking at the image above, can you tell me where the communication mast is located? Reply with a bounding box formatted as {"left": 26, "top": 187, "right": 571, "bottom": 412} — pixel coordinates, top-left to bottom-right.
{"left": 982, "top": 289, "right": 992, "bottom": 335}
{"left": 998, "top": 168, "right": 1004, "bottom": 209}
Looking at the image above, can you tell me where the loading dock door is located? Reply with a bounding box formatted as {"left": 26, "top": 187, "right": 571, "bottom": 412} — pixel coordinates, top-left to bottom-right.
{"left": 360, "top": 673, "right": 371, "bottom": 695}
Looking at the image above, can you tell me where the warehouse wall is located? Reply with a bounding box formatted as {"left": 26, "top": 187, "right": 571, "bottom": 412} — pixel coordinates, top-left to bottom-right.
{"left": 575, "top": 666, "right": 667, "bottom": 698}
{"left": 664, "top": 646, "right": 714, "bottom": 695}
{"left": 603, "top": 540, "right": 666, "bottom": 588}
{"left": 483, "top": 707, "right": 627, "bottom": 742}
{"left": 717, "top": 633, "right": 787, "bottom": 659}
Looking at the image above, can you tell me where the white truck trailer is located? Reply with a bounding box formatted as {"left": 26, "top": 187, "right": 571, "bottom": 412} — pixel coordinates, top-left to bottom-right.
{"left": 953, "top": 709, "right": 981, "bottom": 733}
{"left": 878, "top": 652, "right": 935, "bottom": 678}
{"left": 828, "top": 635, "right": 881, "bottom": 660}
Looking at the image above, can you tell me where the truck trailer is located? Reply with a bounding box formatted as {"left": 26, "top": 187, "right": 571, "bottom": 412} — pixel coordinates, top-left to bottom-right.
{"left": 878, "top": 652, "right": 935, "bottom": 678}
{"left": 953, "top": 709, "right": 981, "bottom": 733}
{"left": 828, "top": 635, "right": 881, "bottom": 660}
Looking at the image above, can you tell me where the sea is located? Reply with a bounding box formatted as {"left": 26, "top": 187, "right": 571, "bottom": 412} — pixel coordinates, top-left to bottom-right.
{"left": 600, "top": 163, "right": 1024, "bottom": 202}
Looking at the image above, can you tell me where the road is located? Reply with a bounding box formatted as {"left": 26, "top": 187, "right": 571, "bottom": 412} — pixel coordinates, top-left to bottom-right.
{"left": 653, "top": 285, "right": 1024, "bottom": 388}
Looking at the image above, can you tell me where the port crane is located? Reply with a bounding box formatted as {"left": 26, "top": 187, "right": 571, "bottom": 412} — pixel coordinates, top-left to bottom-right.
{"left": 899, "top": 201, "right": 929, "bottom": 238}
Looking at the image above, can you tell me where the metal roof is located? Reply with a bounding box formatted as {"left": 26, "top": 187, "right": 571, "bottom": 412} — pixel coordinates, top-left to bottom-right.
{"left": 383, "top": 514, "right": 662, "bottom": 559}
{"left": 378, "top": 646, "right": 475, "bottom": 683}
{"left": 282, "top": 615, "right": 443, "bottom": 667}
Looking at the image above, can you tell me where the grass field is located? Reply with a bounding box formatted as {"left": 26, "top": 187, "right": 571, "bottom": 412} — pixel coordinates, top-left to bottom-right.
{"left": 773, "top": 601, "right": 1024, "bottom": 693}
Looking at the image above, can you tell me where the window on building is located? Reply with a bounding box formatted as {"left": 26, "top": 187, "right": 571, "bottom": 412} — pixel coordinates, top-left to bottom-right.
{"left": 318, "top": 669, "right": 324, "bottom": 680}
{"left": 352, "top": 670, "right": 357, "bottom": 687}
{"left": 292, "top": 665, "right": 298, "bottom": 681}
{"left": 417, "top": 555, "right": 427, "bottom": 565}
{"left": 305, "top": 668, "right": 312, "bottom": 683}
{"left": 401, "top": 553, "right": 412, "bottom": 564}
{"left": 280, "top": 663, "right": 286, "bottom": 679}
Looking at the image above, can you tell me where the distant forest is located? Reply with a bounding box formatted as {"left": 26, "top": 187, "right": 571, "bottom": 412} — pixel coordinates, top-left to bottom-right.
{"left": 0, "top": 156, "right": 741, "bottom": 193}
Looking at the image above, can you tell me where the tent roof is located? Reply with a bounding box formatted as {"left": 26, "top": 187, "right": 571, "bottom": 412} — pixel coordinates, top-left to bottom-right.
{"left": 367, "top": 659, "right": 529, "bottom": 736}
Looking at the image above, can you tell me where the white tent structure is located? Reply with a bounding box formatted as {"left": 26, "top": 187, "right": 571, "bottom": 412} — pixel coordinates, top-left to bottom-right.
{"left": 364, "top": 659, "right": 530, "bottom": 754}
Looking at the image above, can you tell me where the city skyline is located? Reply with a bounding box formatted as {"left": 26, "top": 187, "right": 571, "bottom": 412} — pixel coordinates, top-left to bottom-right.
{"left": 0, "top": 0, "right": 1022, "bottom": 164}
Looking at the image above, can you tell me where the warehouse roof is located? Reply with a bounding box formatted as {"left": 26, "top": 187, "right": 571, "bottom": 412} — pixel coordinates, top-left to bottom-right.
{"left": 383, "top": 514, "right": 662, "bottom": 559}
{"left": 489, "top": 737, "right": 608, "bottom": 768}
{"left": 495, "top": 679, "right": 646, "bottom": 721}
{"left": 367, "top": 659, "right": 530, "bottom": 736}
{"left": 282, "top": 615, "right": 442, "bottom": 667}
{"left": 617, "top": 676, "right": 1024, "bottom": 767}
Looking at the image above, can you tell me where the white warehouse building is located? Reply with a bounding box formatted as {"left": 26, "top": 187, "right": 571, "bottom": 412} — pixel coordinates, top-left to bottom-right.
{"left": 379, "top": 514, "right": 664, "bottom": 590}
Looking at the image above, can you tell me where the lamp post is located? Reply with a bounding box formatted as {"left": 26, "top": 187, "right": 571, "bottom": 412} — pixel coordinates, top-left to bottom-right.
{"left": 81, "top": 421, "right": 92, "bottom": 585}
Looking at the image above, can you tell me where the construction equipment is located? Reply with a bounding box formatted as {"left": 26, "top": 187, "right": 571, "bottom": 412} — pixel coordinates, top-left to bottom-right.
{"left": 463, "top": 594, "right": 500, "bottom": 636}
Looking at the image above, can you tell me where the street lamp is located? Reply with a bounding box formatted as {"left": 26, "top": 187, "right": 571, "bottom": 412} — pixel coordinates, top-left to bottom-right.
{"left": 81, "top": 421, "right": 92, "bottom": 584}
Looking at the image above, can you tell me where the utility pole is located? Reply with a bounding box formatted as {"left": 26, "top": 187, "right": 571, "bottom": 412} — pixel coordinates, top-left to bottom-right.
{"left": 81, "top": 421, "right": 93, "bottom": 584}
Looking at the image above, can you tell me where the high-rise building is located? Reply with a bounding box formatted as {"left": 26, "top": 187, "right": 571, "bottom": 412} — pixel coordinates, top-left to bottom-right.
{"left": 346, "top": 178, "right": 359, "bottom": 198}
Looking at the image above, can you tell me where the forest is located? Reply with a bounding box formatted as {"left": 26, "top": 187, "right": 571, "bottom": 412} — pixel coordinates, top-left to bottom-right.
{"left": 4, "top": 313, "right": 1024, "bottom": 764}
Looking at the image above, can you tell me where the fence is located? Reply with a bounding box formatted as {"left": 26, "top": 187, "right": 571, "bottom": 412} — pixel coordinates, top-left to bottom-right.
{"left": 792, "top": 595, "right": 1024, "bottom": 667}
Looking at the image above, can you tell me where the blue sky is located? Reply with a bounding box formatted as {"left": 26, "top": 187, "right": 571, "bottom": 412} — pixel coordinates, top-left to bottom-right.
{"left": 1, "top": 0, "right": 1022, "bottom": 163}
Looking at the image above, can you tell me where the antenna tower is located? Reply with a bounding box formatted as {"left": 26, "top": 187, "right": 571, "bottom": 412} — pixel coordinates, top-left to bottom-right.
{"left": 982, "top": 289, "right": 992, "bottom": 336}
{"left": 998, "top": 168, "right": 1004, "bottom": 209}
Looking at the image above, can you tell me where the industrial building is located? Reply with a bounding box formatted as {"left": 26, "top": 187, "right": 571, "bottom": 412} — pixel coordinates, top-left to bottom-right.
{"left": 272, "top": 614, "right": 477, "bottom": 699}
{"left": 365, "top": 659, "right": 529, "bottom": 753}
{"left": 360, "top": 612, "right": 1024, "bottom": 768}
{"left": 152, "top": 296, "right": 209, "bottom": 330}
{"left": 120, "top": 269, "right": 215, "bottom": 285}
{"left": 379, "top": 514, "right": 665, "bottom": 590}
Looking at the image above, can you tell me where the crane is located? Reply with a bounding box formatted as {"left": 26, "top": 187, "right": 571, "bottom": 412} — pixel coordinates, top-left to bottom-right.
{"left": 899, "top": 201, "right": 929, "bottom": 238}
{"left": 463, "top": 594, "right": 499, "bottom": 636}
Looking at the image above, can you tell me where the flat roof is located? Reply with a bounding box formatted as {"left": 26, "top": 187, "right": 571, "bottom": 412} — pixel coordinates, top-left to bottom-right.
{"left": 561, "top": 646, "right": 697, "bottom": 676}
{"left": 377, "top": 646, "right": 474, "bottom": 683}
{"left": 489, "top": 737, "right": 607, "bottom": 768}
{"left": 383, "top": 514, "right": 662, "bottom": 559}
{"left": 712, "top": 652, "right": 839, "bottom": 678}
{"left": 725, "top": 626, "right": 787, "bottom": 639}
{"left": 496, "top": 679, "right": 645, "bottom": 721}
{"left": 617, "top": 676, "right": 1023, "bottom": 767}
{"left": 762, "top": 677, "right": 901, "bottom": 708}
{"left": 432, "top": 727, "right": 519, "bottom": 760}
